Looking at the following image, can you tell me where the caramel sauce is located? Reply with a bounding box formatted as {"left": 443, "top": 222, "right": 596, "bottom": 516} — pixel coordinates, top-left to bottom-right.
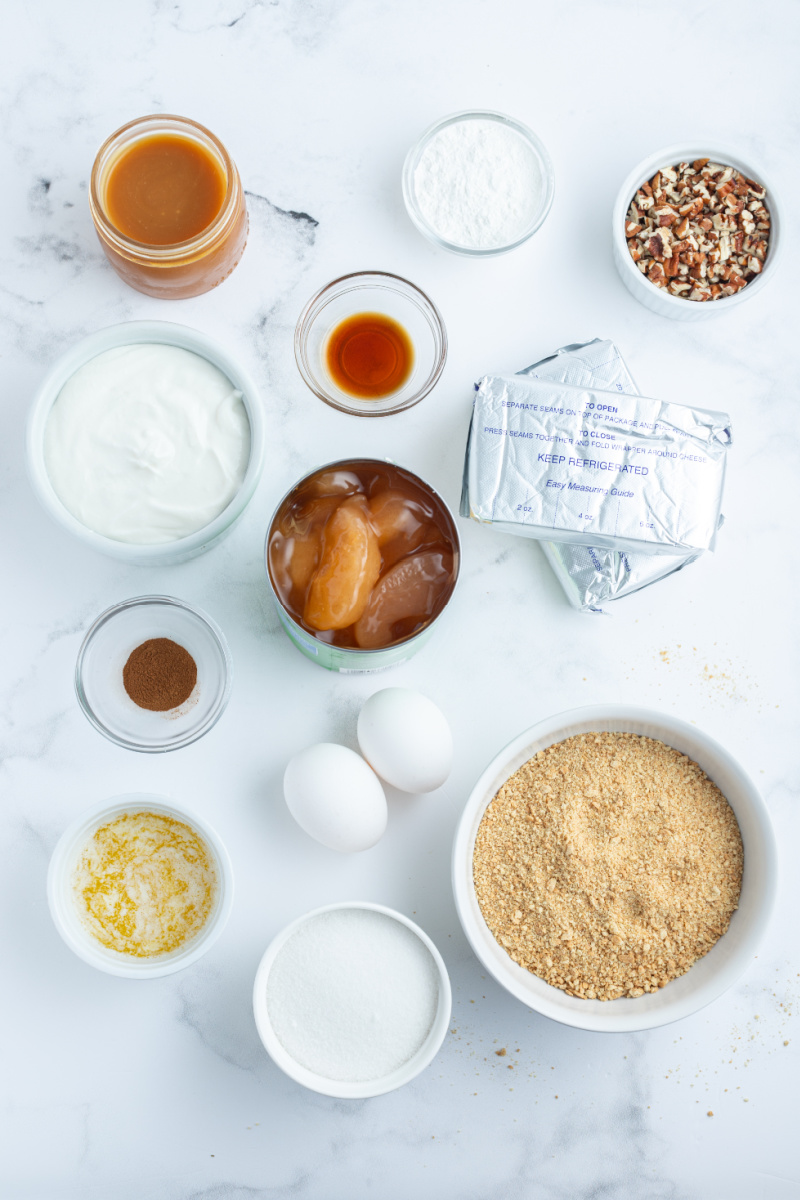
{"left": 325, "top": 313, "right": 414, "bottom": 399}
{"left": 268, "top": 461, "right": 457, "bottom": 650}
{"left": 104, "top": 133, "right": 227, "bottom": 245}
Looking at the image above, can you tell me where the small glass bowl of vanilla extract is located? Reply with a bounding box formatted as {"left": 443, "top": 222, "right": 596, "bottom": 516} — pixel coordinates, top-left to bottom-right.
{"left": 294, "top": 272, "right": 447, "bottom": 417}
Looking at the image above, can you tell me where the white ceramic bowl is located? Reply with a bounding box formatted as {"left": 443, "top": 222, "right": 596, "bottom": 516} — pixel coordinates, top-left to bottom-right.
{"left": 252, "top": 901, "right": 452, "bottom": 1098}
{"left": 452, "top": 705, "right": 777, "bottom": 1032}
{"left": 27, "top": 320, "right": 266, "bottom": 565}
{"left": 48, "top": 793, "right": 234, "bottom": 978}
{"left": 612, "top": 143, "right": 782, "bottom": 320}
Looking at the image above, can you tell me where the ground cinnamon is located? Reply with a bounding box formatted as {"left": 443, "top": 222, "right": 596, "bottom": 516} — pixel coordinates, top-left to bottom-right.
{"left": 123, "top": 638, "right": 197, "bottom": 712}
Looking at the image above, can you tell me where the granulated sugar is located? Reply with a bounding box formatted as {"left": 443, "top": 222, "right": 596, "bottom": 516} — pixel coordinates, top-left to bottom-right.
{"left": 413, "top": 119, "right": 543, "bottom": 250}
{"left": 266, "top": 908, "right": 440, "bottom": 1082}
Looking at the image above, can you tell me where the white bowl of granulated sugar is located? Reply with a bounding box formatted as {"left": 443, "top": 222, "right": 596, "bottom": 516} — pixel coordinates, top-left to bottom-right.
{"left": 402, "top": 109, "right": 555, "bottom": 256}
{"left": 452, "top": 705, "right": 777, "bottom": 1032}
{"left": 253, "top": 902, "right": 451, "bottom": 1097}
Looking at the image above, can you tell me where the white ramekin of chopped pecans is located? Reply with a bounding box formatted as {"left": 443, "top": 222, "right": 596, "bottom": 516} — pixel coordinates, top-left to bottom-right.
{"left": 612, "top": 144, "right": 782, "bottom": 319}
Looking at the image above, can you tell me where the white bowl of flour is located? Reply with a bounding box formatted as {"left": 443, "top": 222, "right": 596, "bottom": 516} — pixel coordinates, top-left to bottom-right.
{"left": 403, "top": 109, "right": 555, "bottom": 256}
{"left": 253, "top": 902, "right": 452, "bottom": 1098}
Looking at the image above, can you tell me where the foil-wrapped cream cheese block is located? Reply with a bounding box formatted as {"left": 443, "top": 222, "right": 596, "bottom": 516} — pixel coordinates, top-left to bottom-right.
{"left": 518, "top": 338, "right": 719, "bottom": 612}
{"left": 519, "top": 338, "right": 638, "bottom": 393}
{"left": 540, "top": 539, "right": 706, "bottom": 614}
{"left": 463, "top": 374, "right": 731, "bottom": 556}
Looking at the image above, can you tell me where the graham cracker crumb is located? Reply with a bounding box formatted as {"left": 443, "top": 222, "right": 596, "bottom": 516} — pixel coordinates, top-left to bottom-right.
{"left": 473, "top": 733, "right": 743, "bottom": 1001}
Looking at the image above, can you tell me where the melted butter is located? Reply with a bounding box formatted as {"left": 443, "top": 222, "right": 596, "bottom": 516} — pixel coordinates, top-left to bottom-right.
{"left": 73, "top": 811, "right": 217, "bottom": 957}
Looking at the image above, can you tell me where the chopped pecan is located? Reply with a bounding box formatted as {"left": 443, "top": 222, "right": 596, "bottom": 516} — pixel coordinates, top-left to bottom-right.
{"left": 648, "top": 234, "right": 665, "bottom": 260}
{"left": 652, "top": 205, "right": 678, "bottom": 226}
{"left": 647, "top": 261, "right": 666, "bottom": 286}
{"left": 665, "top": 253, "right": 681, "bottom": 278}
{"left": 625, "top": 157, "right": 770, "bottom": 301}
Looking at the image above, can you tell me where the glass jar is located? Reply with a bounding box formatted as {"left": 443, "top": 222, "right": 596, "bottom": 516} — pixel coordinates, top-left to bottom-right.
{"left": 90, "top": 114, "right": 248, "bottom": 299}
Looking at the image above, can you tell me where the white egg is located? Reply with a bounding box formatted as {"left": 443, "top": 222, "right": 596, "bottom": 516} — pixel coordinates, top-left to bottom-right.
{"left": 283, "top": 743, "right": 387, "bottom": 852}
{"left": 357, "top": 688, "right": 453, "bottom": 794}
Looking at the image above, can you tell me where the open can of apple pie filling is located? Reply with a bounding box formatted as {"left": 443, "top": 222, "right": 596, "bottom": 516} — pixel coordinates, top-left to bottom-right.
{"left": 265, "top": 458, "right": 461, "bottom": 672}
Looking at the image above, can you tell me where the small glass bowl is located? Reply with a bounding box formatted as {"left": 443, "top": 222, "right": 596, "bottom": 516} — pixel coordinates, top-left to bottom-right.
{"left": 402, "top": 110, "right": 555, "bottom": 257}
{"left": 294, "top": 271, "right": 447, "bottom": 417}
{"left": 75, "top": 596, "right": 232, "bottom": 753}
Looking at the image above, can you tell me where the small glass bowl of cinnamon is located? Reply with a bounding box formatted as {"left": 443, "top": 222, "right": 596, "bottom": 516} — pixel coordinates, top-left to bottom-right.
{"left": 294, "top": 272, "right": 447, "bottom": 417}
{"left": 75, "top": 596, "right": 232, "bottom": 753}
{"left": 90, "top": 114, "right": 248, "bottom": 299}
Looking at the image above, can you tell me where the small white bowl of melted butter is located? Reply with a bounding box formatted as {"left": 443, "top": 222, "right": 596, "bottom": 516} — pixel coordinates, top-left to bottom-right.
{"left": 27, "top": 321, "right": 265, "bottom": 566}
{"left": 48, "top": 794, "right": 234, "bottom": 978}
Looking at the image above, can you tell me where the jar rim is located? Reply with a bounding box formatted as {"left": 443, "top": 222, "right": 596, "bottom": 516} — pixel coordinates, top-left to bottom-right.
{"left": 90, "top": 113, "right": 240, "bottom": 259}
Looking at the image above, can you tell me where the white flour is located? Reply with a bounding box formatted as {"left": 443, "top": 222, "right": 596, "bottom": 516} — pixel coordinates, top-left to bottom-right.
{"left": 266, "top": 908, "right": 440, "bottom": 1082}
{"left": 413, "top": 118, "right": 544, "bottom": 250}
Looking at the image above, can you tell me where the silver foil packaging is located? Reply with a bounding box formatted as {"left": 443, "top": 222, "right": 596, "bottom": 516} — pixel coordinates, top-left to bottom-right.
{"left": 540, "top": 538, "right": 707, "bottom": 614}
{"left": 523, "top": 339, "right": 716, "bottom": 612}
{"left": 519, "top": 338, "right": 639, "bottom": 393}
{"left": 462, "top": 372, "right": 731, "bottom": 556}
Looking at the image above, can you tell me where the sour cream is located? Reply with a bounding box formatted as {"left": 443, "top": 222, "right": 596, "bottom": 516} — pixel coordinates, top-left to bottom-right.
{"left": 44, "top": 343, "right": 250, "bottom": 544}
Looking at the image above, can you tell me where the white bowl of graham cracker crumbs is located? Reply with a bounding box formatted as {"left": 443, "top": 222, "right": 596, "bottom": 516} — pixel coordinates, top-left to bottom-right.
{"left": 452, "top": 706, "right": 777, "bottom": 1032}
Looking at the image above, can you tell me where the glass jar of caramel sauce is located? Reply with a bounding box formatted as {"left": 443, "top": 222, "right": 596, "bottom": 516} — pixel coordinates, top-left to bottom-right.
{"left": 90, "top": 115, "right": 248, "bottom": 299}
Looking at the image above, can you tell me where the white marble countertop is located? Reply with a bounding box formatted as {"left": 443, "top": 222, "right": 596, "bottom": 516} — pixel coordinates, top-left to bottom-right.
{"left": 2, "top": 2, "right": 798, "bottom": 1197}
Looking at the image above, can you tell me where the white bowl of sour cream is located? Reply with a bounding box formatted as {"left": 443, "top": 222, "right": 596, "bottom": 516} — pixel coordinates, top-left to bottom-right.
{"left": 27, "top": 321, "right": 265, "bottom": 565}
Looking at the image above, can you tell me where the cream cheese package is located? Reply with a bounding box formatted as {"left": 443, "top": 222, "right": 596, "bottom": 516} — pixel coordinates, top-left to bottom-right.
{"left": 540, "top": 538, "right": 706, "bottom": 614}
{"left": 462, "top": 373, "right": 731, "bottom": 556}
{"left": 519, "top": 339, "right": 718, "bottom": 612}
{"left": 519, "top": 338, "right": 639, "bottom": 393}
